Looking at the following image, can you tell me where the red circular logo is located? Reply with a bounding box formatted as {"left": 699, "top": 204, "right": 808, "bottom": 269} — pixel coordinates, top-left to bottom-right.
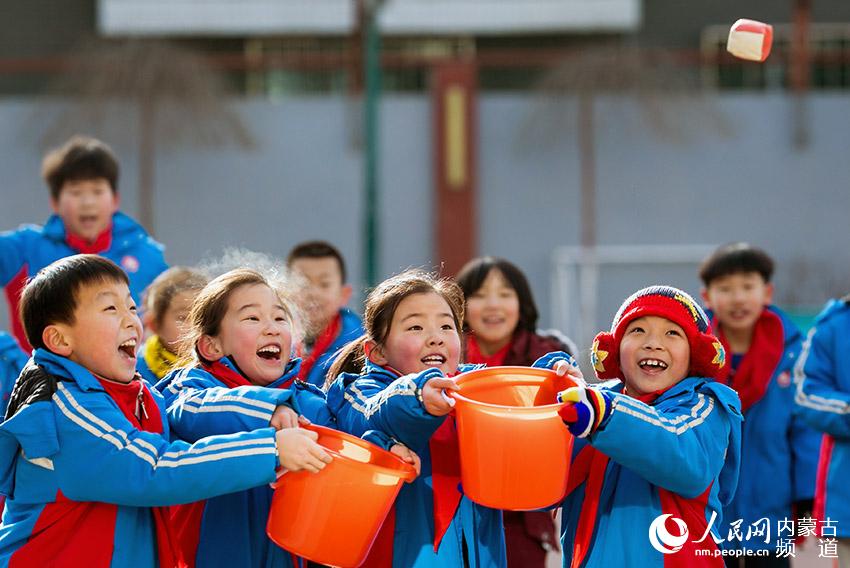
{"left": 121, "top": 255, "right": 140, "bottom": 273}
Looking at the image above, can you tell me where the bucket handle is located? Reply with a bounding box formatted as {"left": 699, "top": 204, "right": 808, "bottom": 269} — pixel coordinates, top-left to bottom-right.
{"left": 270, "top": 425, "right": 419, "bottom": 487}
{"left": 440, "top": 389, "right": 456, "bottom": 408}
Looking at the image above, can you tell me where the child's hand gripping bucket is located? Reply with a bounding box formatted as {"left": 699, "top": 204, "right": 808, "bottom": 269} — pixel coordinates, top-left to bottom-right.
{"left": 266, "top": 424, "right": 417, "bottom": 567}
{"left": 448, "top": 366, "right": 576, "bottom": 510}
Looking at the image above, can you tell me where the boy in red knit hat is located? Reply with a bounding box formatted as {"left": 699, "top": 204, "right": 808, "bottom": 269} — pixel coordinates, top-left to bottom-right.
{"left": 551, "top": 285, "right": 743, "bottom": 567}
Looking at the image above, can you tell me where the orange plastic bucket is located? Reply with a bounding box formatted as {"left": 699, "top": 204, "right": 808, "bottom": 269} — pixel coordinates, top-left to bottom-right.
{"left": 449, "top": 366, "right": 576, "bottom": 510}
{"left": 266, "top": 424, "right": 417, "bottom": 567}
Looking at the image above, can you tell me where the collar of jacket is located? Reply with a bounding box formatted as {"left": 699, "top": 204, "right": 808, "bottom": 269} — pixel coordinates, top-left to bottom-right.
{"left": 33, "top": 348, "right": 115, "bottom": 392}
{"left": 43, "top": 211, "right": 150, "bottom": 246}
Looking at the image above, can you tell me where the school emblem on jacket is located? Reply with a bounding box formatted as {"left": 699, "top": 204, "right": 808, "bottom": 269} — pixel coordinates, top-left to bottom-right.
{"left": 777, "top": 370, "right": 791, "bottom": 388}
{"left": 121, "top": 255, "right": 140, "bottom": 273}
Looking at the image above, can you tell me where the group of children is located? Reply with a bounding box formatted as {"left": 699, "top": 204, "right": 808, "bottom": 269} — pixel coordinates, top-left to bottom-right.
{"left": 0, "top": 135, "right": 846, "bottom": 568}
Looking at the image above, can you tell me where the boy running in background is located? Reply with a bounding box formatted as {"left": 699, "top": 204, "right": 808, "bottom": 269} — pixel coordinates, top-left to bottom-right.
{"left": 0, "top": 136, "right": 167, "bottom": 351}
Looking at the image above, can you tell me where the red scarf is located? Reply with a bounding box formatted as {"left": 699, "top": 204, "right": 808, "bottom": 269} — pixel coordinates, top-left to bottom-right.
{"left": 97, "top": 376, "right": 184, "bottom": 568}
{"left": 202, "top": 360, "right": 291, "bottom": 390}
{"left": 714, "top": 309, "right": 784, "bottom": 413}
{"left": 429, "top": 413, "right": 463, "bottom": 552}
{"left": 297, "top": 314, "right": 341, "bottom": 382}
{"left": 464, "top": 335, "right": 511, "bottom": 367}
{"left": 360, "top": 369, "right": 463, "bottom": 567}
{"left": 65, "top": 225, "right": 113, "bottom": 254}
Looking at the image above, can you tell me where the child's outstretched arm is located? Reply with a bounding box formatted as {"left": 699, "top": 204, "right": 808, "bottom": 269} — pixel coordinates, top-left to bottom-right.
{"left": 328, "top": 368, "right": 453, "bottom": 449}
{"left": 560, "top": 383, "right": 741, "bottom": 499}
{"left": 0, "top": 228, "right": 29, "bottom": 287}
{"left": 794, "top": 312, "right": 850, "bottom": 438}
{"left": 1, "top": 382, "right": 329, "bottom": 507}
{"left": 157, "top": 370, "right": 301, "bottom": 441}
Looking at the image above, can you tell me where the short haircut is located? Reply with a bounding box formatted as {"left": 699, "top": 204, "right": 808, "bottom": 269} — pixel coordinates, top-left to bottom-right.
{"left": 455, "top": 256, "right": 539, "bottom": 333}
{"left": 699, "top": 242, "right": 775, "bottom": 286}
{"left": 20, "top": 255, "right": 129, "bottom": 351}
{"left": 143, "top": 267, "right": 208, "bottom": 327}
{"left": 286, "top": 240, "right": 347, "bottom": 283}
{"left": 42, "top": 135, "right": 120, "bottom": 200}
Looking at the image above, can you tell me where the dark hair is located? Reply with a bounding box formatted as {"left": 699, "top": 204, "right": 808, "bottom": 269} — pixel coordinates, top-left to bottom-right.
{"left": 455, "top": 256, "right": 539, "bottom": 333}
{"left": 286, "top": 240, "right": 347, "bottom": 283}
{"left": 177, "top": 268, "right": 296, "bottom": 366}
{"left": 325, "top": 269, "right": 464, "bottom": 388}
{"left": 699, "top": 243, "right": 775, "bottom": 286}
{"left": 20, "top": 254, "right": 129, "bottom": 351}
{"left": 42, "top": 135, "right": 119, "bottom": 200}
{"left": 143, "top": 267, "right": 208, "bottom": 327}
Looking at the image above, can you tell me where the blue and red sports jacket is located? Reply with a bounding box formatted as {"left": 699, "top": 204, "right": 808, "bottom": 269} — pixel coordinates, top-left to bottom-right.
{"left": 559, "top": 378, "right": 742, "bottom": 567}
{"left": 326, "top": 361, "right": 507, "bottom": 568}
{"left": 0, "top": 333, "right": 27, "bottom": 416}
{"left": 0, "top": 349, "right": 281, "bottom": 568}
{"left": 156, "top": 356, "right": 360, "bottom": 568}
{"left": 299, "top": 308, "right": 363, "bottom": 388}
{"left": 794, "top": 298, "right": 850, "bottom": 536}
{"left": 0, "top": 212, "right": 167, "bottom": 350}
{"left": 710, "top": 306, "right": 820, "bottom": 550}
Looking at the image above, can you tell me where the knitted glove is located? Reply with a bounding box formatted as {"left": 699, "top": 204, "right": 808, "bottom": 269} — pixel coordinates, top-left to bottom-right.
{"left": 532, "top": 351, "right": 579, "bottom": 372}
{"left": 557, "top": 386, "right": 614, "bottom": 438}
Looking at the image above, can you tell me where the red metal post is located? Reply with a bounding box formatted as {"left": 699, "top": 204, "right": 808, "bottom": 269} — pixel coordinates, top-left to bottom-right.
{"left": 432, "top": 61, "right": 478, "bottom": 277}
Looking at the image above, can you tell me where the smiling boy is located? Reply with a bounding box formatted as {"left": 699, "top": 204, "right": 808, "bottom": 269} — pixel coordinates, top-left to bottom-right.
{"left": 0, "top": 136, "right": 167, "bottom": 351}
{"left": 286, "top": 241, "right": 363, "bottom": 387}
{"left": 699, "top": 243, "right": 819, "bottom": 565}
{"left": 0, "top": 255, "right": 321, "bottom": 566}
{"left": 554, "top": 286, "right": 742, "bottom": 566}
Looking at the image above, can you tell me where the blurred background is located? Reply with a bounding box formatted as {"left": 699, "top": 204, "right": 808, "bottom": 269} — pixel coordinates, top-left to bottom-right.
{"left": 2, "top": 0, "right": 850, "bottom": 365}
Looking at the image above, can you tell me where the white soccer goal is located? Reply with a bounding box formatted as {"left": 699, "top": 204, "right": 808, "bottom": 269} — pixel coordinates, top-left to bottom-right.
{"left": 550, "top": 244, "right": 717, "bottom": 367}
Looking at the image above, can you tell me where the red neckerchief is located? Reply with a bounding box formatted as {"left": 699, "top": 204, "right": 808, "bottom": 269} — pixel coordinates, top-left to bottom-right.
{"left": 203, "top": 359, "right": 294, "bottom": 390}
{"left": 97, "top": 375, "right": 185, "bottom": 568}
{"left": 361, "top": 364, "right": 463, "bottom": 561}
{"left": 464, "top": 335, "right": 511, "bottom": 367}
{"left": 65, "top": 224, "right": 113, "bottom": 254}
{"left": 714, "top": 308, "right": 784, "bottom": 413}
{"left": 297, "top": 314, "right": 342, "bottom": 382}
{"left": 429, "top": 370, "right": 463, "bottom": 553}
{"left": 202, "top": 360, "right": 255, "bottom": 388}
{"left": 623, "top": 385, "right": 674, "bottom": 404}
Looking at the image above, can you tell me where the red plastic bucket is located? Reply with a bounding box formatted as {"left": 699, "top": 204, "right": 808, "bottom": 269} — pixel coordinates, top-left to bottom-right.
{"left": 449, "top": 366, "right": 576, "bottom": 510}
{"left": 266, "top": 424, "right": 417, "bottom": 567}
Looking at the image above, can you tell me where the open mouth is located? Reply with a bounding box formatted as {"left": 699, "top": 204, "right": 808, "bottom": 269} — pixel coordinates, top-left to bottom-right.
{"left": 118, "top": 338, "right": 137, "bottom": 359}
{"left": 482, "top": 315, "right": 506, "bottom": 325}
{"left": 638, "top": 358, "right": 668, "bottom": 371}
{"left": 421, "top": 354, "right": 446, "bottom": 366}
{"left": 257, "top": 345, "right": 281, "bottom": 361}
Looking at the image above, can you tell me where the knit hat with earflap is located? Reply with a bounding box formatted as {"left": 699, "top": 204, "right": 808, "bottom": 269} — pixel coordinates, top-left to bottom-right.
{"left": 591, "top": 285, "right": 727, "bottom": 381}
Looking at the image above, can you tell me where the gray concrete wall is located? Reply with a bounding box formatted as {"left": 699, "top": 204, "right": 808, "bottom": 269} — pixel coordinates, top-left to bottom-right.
{"left": 2, "top": 93, "right": 849, "bottom": 350}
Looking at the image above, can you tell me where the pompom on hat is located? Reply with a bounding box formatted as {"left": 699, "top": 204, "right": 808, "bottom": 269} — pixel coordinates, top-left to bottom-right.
{"left": 591, "top": 285, "right": 728, "bottom": 381}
